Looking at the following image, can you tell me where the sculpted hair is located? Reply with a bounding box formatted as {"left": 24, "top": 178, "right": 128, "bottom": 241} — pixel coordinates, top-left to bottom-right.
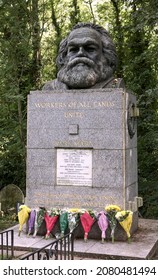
{"left": 56, "top": 22, "right": 118, "bottom": 72}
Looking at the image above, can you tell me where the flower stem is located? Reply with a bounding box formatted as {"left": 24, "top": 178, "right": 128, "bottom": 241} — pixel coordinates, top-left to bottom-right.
{"left": 101, "top": 238, "right": 104, "bottom": 244}
{"left": 112, "top": 234, "right": 114, "bottom": 243}
{"left": 84, "top": 232, "right": 88, "bottom": 242}
{"left": 127, "top": 237, "right": 131, "bottom": 244}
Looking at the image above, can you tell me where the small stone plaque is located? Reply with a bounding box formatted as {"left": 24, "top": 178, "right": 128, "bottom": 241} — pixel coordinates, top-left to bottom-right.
{"left": 56, "top": 149, "right": 92, "bottom": 186}
{"left": 69, "top": 124, "right": 79, "bottom": 135}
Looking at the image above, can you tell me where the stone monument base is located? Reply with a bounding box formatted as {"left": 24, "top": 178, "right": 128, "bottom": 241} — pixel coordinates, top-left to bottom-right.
{"left": 26, "top": 89, "right": 141, "bottom": 239}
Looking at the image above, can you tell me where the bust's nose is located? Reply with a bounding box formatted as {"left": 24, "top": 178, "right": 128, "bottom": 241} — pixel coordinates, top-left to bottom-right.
{"left": 77, "top": 46, "right": 85, "bottom": 56}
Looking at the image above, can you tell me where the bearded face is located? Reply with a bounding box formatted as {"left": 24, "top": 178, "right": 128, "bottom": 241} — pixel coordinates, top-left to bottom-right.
{"left": 57, "top": 28, "right": 113, "bottom": 89}
{"left": 57, "top": 57, "right": 107, "bottom": 89}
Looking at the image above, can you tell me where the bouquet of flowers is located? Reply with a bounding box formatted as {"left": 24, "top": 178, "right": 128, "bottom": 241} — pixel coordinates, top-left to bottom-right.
{"left": 59, "top": 209, "right": 68, "bottom": 237}
{"left": 115, "top": 210, "right": 133, "bottom": 243}
{"left": 27, "top": 209, "right": 36, "bottom": 236}
{"left": 18, "top": 205, "right": 31, "bottom": 236}
{"left": 33, "top": 207, "right": 46, "bottom": 238}
{"left": 105, "top": 205, "right": 121, "bottom": 243}
{"left": 68, "top": 208, "right": 80, "bottom": 233}
{"left": 80, "top": 209, "right": 96, "bottom": 242}
{"left": 97, "top": 211, "right": 109, "bottom": 243}
{"left": 44, "top": 208, "right": 60, "bottom": 239}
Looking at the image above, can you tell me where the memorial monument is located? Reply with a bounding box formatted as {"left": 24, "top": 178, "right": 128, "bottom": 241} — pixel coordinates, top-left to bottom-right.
{"left": 26, "top": 23, "right": 142, "bottom": 235}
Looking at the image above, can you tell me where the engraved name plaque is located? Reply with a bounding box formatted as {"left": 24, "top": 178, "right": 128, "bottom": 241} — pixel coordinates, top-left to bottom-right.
{"left": 57, "top": 149, "right": 92, "bottom": 186}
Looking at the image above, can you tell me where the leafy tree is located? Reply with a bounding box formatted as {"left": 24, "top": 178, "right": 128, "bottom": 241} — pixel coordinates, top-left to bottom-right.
{"left": 0, "top": 0, "right": 43, "bottom": 192}
{"left": 122, "top": 1, "right": 158, "bottom": 218}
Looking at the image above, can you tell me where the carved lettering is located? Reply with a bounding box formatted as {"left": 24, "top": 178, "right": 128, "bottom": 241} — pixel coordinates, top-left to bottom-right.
{"left": 34, "top": 101, "right": 115, "bottom": 109}
{"left": 78, "top": 102, "right": 91, "bottom": 108}
{"left": 64, "top": 111, "right": 84, "bottom": 118}
{"left": 67, "top": 102, "right": 77, "bottom": 108}
{"left": 54, "top": 140, "right": 92, "bottom": 147}
{"left": 94, "top": 101, "right": 115, "bottom": 108}
{"left": 35, "top": 102, "right": 67, "bottom": 108}
{"left": 32, "top": 191, "right": 116, "bottom": 209}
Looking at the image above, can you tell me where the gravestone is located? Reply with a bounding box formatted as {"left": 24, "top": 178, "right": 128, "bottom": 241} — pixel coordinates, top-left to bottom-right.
{"left": 0, "top": 184, "right": 24, "bottom": 212}
{"left": 26, "top": 88, "right": 141, "bottom": 228}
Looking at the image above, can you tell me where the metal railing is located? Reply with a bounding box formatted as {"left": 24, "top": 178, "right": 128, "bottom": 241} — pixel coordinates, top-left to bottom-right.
{"left": 20, "top": 232, "right": 74, "bottom": 260}
{"left": 0, "top": 229, "right": 14, "bottom": 259}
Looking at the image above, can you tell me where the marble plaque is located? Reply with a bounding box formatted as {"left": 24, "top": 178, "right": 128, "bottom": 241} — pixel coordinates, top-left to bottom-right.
{"left": 56, "top": 149, "right": 92, "bottom": 186}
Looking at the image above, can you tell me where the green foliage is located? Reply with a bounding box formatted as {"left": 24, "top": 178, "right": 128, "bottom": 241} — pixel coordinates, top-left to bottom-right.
{"left": 138, "top": 180, "right": 158, "bottom": 219}
{"left": 137, "top": 88, "right": 158, "bottom": 218}
{"left": 0, "top": 213, "right": 17, "bottom": 231}
{"left": 121, "top": 0, "right": 158, "bottom": 218}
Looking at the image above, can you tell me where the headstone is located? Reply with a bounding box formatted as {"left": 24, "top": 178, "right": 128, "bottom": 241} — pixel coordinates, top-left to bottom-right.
{"left": 26, "top": 88, "right": 140, "bottom": 224}
{"left": 0, "top": 184, "right": 24, "bottom": 212}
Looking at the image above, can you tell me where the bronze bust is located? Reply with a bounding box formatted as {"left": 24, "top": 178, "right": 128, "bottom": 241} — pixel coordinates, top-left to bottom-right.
{"left": 43, "top": 23, "right": 124, "bottom": 90}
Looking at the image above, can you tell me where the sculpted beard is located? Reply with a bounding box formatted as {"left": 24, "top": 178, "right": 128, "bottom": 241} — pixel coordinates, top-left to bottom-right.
{"left": 57, "top": 57, "right": 112, "bottom": 89}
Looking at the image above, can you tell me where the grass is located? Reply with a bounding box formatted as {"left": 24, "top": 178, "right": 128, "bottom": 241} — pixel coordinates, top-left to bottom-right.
{"left": 0, "top": 213, "right": 18, "bottom": 231}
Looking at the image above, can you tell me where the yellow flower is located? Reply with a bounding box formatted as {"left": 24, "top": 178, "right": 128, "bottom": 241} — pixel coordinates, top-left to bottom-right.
{"left": 116, "top": 210, "right": 133, "bottom": 238}
{"left": 69, "top": 208, "right": 81, "bottom": 213}
{"left": 115, "top": 210, "right": 128, "bottom": 220}
{"left": 105, "top": 205, "right": 121, "bottom": 212}
{"left": 119, "top": 210, "right": 126, "bottom": 216}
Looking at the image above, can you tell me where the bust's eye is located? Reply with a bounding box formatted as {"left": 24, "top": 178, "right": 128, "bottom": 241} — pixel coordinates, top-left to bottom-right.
{"left": 85, "top": 45, "right": 96, "bottom": 52}
{"left": 68, "top": 46, "right": 79, "bottom": 53}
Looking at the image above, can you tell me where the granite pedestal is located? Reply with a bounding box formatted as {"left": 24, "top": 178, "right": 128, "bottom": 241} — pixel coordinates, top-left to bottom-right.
{"left": 26, "top": 89, "right": 140, "bottom": 237}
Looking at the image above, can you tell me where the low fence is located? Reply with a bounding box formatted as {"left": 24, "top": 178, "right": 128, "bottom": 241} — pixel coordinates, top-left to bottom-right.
{"left": 20, "top": 232, "right": 74, "bottom": 260}
{"left": 0, "top": 229, "right": 14, "bottom": 259}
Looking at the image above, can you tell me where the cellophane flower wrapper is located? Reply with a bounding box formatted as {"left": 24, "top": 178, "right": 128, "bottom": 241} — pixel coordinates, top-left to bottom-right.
{"left": 80, "top": 210, "right": 95, "bottom": 242}
{"left": 59, "top": 209, "right": 68, "bottom": 236}
{"left": 27, "top": 209, "right": 36, "bottom": 236}
{"left": 67, "top": 212, "right": 80, "bottom": 233}
{"left": 18, "top": 205, "right": 31, "bottom": 236}
{"left": 105, "top": 205, "right": 121, "bottom": 243}
{"left": 44, "top": 212, "right": 59, "bottom": 239}
{"left": 97, "top": 211, "right": 109, "bottom": 243}
{"left": 115, "top": 210, "right": 133, "bottom": 242}
{"left": 33, "top": 207, "right": 46, "bottom": 238}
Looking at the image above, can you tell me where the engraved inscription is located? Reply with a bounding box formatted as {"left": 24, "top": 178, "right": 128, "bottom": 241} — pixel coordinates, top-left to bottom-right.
{"left": 54, "top": 140, "right": 92, "bottom": 147}
{"left": 34, "top": 100, "right": 115, "bottom": 119}
{"left": 64, "top": 112, "right": 84, "bottom": 118}
{"left": 56, "top": 149, "right": 92, "bottom": 186}
{"left": 34, "top": 100, "right": 115, "bottom": 109}
{"left": 32, "top": 192, "right": 116, "bottom": 209}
